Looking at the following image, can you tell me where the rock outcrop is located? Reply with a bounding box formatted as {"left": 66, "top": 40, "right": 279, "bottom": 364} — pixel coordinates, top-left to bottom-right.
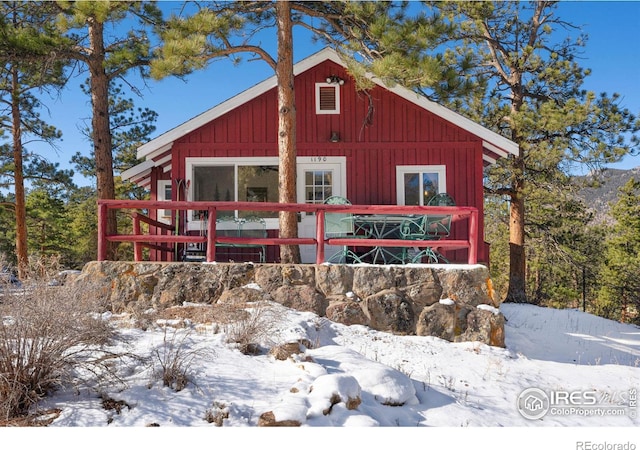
{"left": 69, "top": 261, "right": 505, "bottom": 347}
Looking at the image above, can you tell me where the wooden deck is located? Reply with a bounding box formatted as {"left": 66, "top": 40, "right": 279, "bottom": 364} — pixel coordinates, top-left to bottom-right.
{"left": 98, "top": 200, "right": 479, "bottom": 264}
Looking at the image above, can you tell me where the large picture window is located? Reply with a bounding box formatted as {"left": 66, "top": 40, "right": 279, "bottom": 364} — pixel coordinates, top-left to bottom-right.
{"left": 187, "top": 158, "right": 279, "bottom": 221}
{"left": 396, "top": 165, "right": 447, "bottom": 206}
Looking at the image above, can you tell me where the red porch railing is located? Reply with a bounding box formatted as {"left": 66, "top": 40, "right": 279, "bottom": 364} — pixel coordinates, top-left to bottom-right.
{"left": 97, "top": 200, "right": 479, "bottom": 264}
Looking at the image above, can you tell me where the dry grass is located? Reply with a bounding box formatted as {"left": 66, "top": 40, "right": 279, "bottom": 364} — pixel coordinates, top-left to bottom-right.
{"left": 222, "top": 301, "right": 280, "bottom": 355}
{"left": 151, "top": 327, "right": 214, "bottom": 392}
{"left": 0, "top": 281, "right": 118, "bottom": 421}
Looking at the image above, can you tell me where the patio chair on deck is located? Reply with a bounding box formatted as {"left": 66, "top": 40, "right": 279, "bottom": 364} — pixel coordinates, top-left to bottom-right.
{"left": 324, "top": 196, "right": 370, "bottom": 264}
{"left": 399, "top": 193, "right": 456, "bottom": 263}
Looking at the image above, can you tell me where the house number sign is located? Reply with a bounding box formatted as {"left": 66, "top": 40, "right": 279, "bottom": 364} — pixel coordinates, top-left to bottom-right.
{"left": 308, "top": 156, "right": 328, "bottom": 163}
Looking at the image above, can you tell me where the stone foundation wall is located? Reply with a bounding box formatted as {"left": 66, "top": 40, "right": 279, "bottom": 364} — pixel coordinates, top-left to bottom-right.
{"left": 70, "top": 261, "right": 505, "bottom": 347}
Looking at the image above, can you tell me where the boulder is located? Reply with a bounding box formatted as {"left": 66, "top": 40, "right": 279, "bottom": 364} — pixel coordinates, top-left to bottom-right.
{"left": 456, "top": 306, "right": 506, "bottom": 347}
{"left": 271, "top": 285, "right": 328, "bottom": 316}
{"left": 69, "top": 262, "right": 505, "bottom": 346}
{"left": 434, "top": 267, "right": 498, "bottom": 307}
{"left": 315, "top": 264, "right": 354, "bottom": 296}
{"left": 417, "top": 300, "right": 506, "bottom": 347}
{"left": 361, "top": 289, "right": 414, "bottom": 335}
{"left": 217, "top": 286, "right": 267, "bottom": 305}
{"left": 258, "top": 411, "right": 302, "bottom": 427}
{"left": 325, "top": 298, "right": 369, "bottom": 326}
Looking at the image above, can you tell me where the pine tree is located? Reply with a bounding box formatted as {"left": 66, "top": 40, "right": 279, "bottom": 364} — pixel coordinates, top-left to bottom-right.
{"left": 55, "top": 0, "right": 162, "bottom": 260}
{"left": 435, "top": 1, "right": 640, "bottom": 303}
{"left": 0, "top": 1, "right": 69, "bottom": 279}
{"left": 150, "top": 1, "right": 453, "bottom": 263}
{"left": 596, "top": 179, "right": 640, "bottom": 324}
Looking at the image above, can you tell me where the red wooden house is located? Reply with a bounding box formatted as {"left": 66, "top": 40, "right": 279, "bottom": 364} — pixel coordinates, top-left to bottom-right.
{"left": 121, "top": 48, "right": 518, "bottom": 264}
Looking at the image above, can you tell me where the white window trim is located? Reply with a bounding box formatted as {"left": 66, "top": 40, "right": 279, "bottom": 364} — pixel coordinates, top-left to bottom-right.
{"left": 395, "top": 165, "right": 447, "bottom": 205}
{"left": 315, "top": 82, "right": 340, "bottom": 114}
{"left": 157, "top": 179, "right": 173, "bottom": 225}
{"left": 296, "top": 156, "right": 347, "bottom": 211}
{"left": 185, "top": 157, "right": 279, "bottom": 230}
{"left": 185, "top": 156, "right": 348, "bottom": 231}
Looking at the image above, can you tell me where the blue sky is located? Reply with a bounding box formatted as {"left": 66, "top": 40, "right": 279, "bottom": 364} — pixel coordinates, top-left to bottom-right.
{"left": 33, "top": 1, "right": 640, "bottom": 187}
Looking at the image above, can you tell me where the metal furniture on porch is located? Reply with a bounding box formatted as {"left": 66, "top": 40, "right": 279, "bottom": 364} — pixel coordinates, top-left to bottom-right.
{"left": 214, "top": 216, "right": 267, "bottom": 262}
{"left": 353, "top": 214, "right": 411, "bottom": 264}
{"left": 323, "top": 196, "right": 370, "bottom": 263}
{"left": 102, "top": 200, "right": 480, "bottom": 265}
{"left": 399, "top": 193, "right": 456, "bottom": 263}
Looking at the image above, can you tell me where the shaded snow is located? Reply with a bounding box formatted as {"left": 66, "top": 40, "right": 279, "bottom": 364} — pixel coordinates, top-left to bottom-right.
{"left": 14, "top": 301, "right": 640, "bottom": 448}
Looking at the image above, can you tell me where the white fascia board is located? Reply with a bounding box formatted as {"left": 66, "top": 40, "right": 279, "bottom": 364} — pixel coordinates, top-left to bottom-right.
{"left": 482, "top": 141, "right": 512, "bottom": 159}
{"left": 136, "top": 49, "right": 342, "bottom": 160}
{"left": 483, "top": 154, "right": 497, "bottom": 165}
{"left": 137, "top": 77, "right": 275, "bottom": 159}
{"left": 139, "top": 143, "right": 173, "bottom": 161}
{"left": 155, "top": 153, "right": 171, "bottom": 167}
{"left": 120, "top": 160, "right": 154, "bottom": 181}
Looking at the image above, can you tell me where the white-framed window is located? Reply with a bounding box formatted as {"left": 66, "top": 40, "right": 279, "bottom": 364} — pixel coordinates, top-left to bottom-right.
{"left": 315, "top": 83, "right": 340, "bottom": 114}
{"left": 184, "top": 156, "right": 347, "bottom": 231}
{"left": 396, "top": 165, "right": 447, "bottom": 206}
{"left": 185, "top": 157, "right": 280, "bottom": 228}
{"left": 296, "top": 157, "right": 347, "bottom": 212}
{"left": 157, "top": 179, "right": 173, "bottom": 224}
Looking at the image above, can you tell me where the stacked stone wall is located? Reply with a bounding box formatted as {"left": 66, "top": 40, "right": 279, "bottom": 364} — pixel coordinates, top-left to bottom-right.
{"left": 70, "top": 261, "right": 505, "bottom": 347}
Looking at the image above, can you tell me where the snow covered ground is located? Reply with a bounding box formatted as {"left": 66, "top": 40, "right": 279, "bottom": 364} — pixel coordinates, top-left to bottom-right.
{"left": 7, "top": 300, "right": 640, "bottom": 449}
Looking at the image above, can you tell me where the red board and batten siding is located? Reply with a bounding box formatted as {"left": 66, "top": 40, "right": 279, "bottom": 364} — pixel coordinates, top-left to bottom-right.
{"left": 149, "top": 59, "right": 488, "bottom": 263}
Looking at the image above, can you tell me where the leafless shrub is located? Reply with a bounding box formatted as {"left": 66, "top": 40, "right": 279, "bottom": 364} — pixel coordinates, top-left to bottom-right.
{"left": 223, "top": 301, "right": 279, "bottom": 355}
{"left": 25, "top": 253, "right": 63, "bottom": 284}
{"left": 151, "top": 327, "right": 213, "bottom": 391}
{"left": 0, "top": 282, "right": 118, "bottom": 421}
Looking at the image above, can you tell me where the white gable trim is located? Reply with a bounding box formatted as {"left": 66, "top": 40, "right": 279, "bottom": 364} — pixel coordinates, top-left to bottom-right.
{"left": 120, "top": 159, "right": 154, "bottom": 181}
{"left": 124, "top": 47, "right": 518, "bottom": 184}
{"left": 138, "top": 48, "right": 342, "bottom": 160}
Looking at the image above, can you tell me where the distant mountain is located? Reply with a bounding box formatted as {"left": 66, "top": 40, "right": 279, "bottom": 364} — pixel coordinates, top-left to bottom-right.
{"left": 576, "top": 166, "right": 640, "bottom": 225}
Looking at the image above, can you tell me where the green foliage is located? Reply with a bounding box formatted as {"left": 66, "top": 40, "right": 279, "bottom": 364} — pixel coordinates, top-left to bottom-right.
{"left": 432, "top": 1, "right": 639, "bottom": 304}
{"left": 595, "top": 179, "right": 640, "bottom": 323}
{"left": 71, "top": 82, "right": 156, "bottom": 198}
{"left": 151, "top": 1, "right": 464, "bottom": 98}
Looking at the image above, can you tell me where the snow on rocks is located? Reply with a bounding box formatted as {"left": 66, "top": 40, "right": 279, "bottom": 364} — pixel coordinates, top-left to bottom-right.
{"left": 259, "top": 345, "right": 418, "bottom": 426}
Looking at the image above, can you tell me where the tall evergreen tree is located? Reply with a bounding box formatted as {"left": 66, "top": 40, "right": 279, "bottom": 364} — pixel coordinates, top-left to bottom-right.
{"left": 596, "top": 179, "right": 640, "bottom": 324}
{"left": 0, "top": 1, "right": 70, "bottom": 279}
{"left": 54, "top": 0, "right": 162, "bottom": 260}
{"left": 151, "top": 1, "right": 454, "bottom": 263}
{"left": 435, "top": 1, "right": 639, "bottom": 303}
{"left": 71, "top": 82, "right": 157, "bottom": 200}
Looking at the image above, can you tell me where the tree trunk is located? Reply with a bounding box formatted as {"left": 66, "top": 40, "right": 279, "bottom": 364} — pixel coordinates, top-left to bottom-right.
{"left": 274, "top": 1, "right": 300, "bottom": 263}
{"left": 505, "top": 144, "right": 527, "bottom": 303}
{"left": 11, "top": 66, "right": 28, "bottom": 280}
{"left": 88, "top": 17, "right": 118, "bottom": 260}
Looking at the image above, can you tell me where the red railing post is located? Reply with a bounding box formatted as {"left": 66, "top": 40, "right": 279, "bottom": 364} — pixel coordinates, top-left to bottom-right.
{"left": 133, "top": 213, "right": 142, "bottom": 262}
{"left": 206, "top": 207, "right": 217, "bottom": 262}
{"left": 315, "top": 209, "right": 325, "bottom": 264}
{"left": 468, "top": 209, "right": 478, "bottom": 264}
{"left": 97, "top": 201, "right": 108, "bottom": 261}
